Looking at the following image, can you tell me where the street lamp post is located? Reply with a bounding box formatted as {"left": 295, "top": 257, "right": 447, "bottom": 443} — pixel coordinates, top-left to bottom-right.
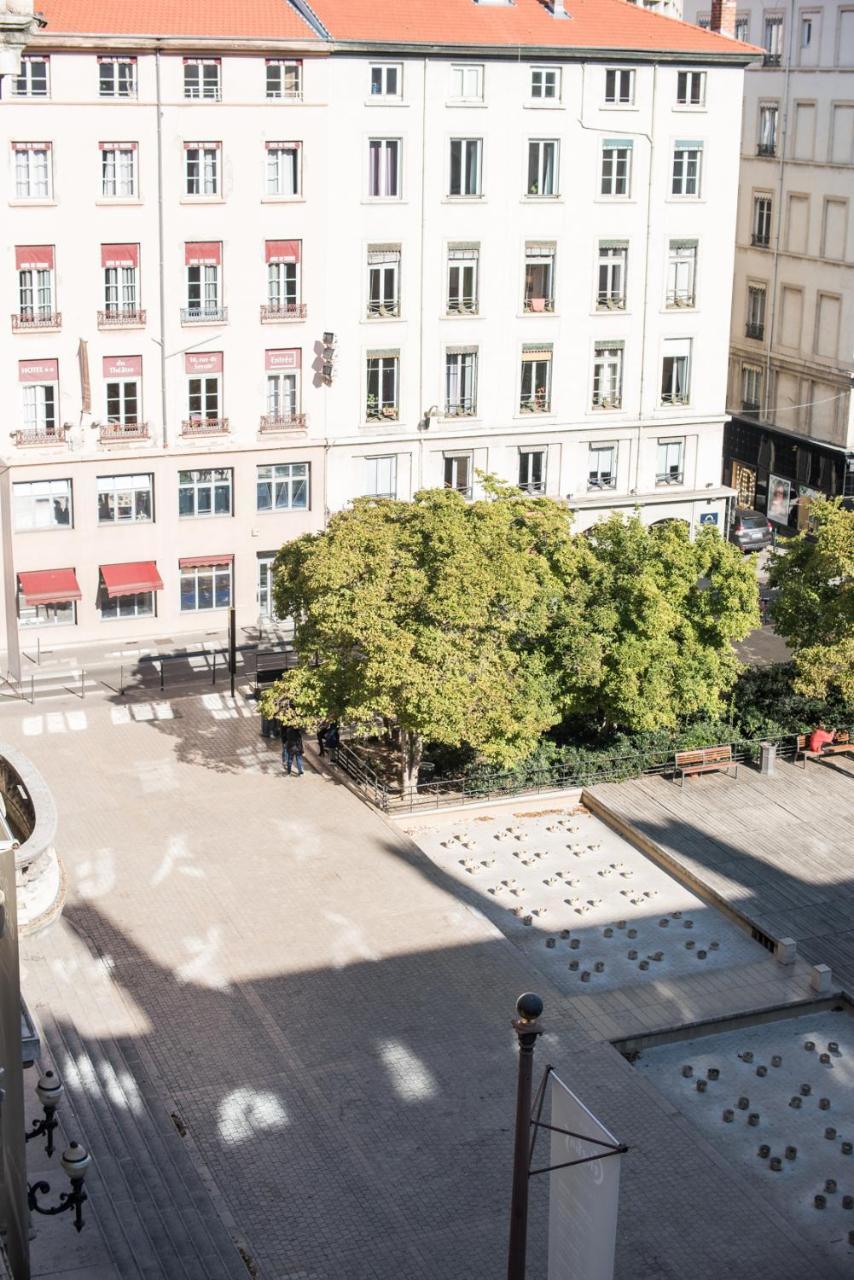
{"left": 507, "top": 992, "right": 544, "bottom": 1280}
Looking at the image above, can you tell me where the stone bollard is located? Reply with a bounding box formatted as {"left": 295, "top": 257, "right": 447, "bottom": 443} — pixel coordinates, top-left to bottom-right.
{"left": 810, "top": 964, "right": 832, "bottom": 994}
{"left": 775, "top": 937, "right": 797, "bottom": 967}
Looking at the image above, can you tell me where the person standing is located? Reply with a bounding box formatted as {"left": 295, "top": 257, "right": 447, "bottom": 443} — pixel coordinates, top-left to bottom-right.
{"left": 283, "top": 725, "right": 304, "bottom": 776}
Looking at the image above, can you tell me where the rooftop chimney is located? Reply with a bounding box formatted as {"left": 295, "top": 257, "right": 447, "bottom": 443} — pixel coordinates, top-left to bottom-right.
{"left": 710, "top": 0, "right": 736, "bottom": 38}
{"left": 553, "top": 0, "right": 568, "bottom": 15}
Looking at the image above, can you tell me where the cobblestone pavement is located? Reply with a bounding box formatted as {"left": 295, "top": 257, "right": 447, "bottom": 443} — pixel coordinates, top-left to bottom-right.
{"left": 5, "top": 691, "right": 841, "bottom": 1278}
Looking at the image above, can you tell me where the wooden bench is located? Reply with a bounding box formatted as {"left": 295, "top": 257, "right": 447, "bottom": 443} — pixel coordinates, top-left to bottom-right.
{"left": 673, "top": 745, "right": 737, "bottom": 786}
{"left": 795, "top": 734, "right": 853, "bottom": 769}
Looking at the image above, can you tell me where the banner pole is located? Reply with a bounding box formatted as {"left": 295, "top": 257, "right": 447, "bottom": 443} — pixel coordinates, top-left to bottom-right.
{"left": 507, "top": 994, "right": 543, "bottom": 1280}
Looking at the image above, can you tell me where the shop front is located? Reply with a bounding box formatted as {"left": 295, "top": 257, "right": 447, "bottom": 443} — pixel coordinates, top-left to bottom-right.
{"left": 724, "top": 417, "right": 854, "bottom": 531}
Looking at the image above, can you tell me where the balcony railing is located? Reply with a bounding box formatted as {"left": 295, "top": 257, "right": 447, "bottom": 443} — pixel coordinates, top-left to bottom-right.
{"left": 596, "top": 294, "right": 626, "bottom": 310}
{"left": 181, "top": 306, "right": 228, "bottom": 324}
{"left": 11, "top": 311, "right": 61, "bottom": 331}
{"left": 180, "top": 417, "right": 229, "bottom": 437}
{"left": 446, "top": 298, "right": 479, "bottom": 315}
{"left": 741, "top": 400, "right": 761, "bottom": 416}
{"left": 518, "top": 482, "right": 546, "bottom": 495}
{"left": 660, "top": 392, "right": 689, "bottom": 406}
{"left": 763, "top": 52, "right": 782, "bottom": 66}
{"left": 656, "top": 472, "right": 684, "bottom": 486}
{"left": 665, "top": 291, "right": 696, "bottom": 308}
{"left": 745, "top": 322, "right": 765, "bottom": 339}
{"left": 366, "top": 301, "right": 400, "bottom": 319}
{"left": 444, "top": 400, "right": 476, "bottom": 418}
{"left": 588, "top": 475, "right": 616, "bottom": 490}
{"left": 592, "top": 396, "right": 622, "bottom": 410}
{"left": 98, "top": 308, "right": 146, "bottom": 328}
{"left": 365, "top": 404, "right": 399, "bottom": 423}
{"left": 519, "top": 396, "right": 551, "bottom": 414}
{"left": 757, "top": 142, "right": 776, "bottom": 157}
{"left": 260, "top": 302, "right": 306, "bottom": 322}
{"left": 99, "top": 421, "right": 150, "bottom": 443}
{"left": 12, "top": 425, "right": 69, "bottom": 447}
{"left": 259, "top": 412, "right": 307, "bottom": 432}
{"left": 523, "top": 297, "right": 555, "bottom": 313}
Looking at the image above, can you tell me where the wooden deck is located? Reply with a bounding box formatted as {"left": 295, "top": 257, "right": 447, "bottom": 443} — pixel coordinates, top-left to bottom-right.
{"left": 585, "top": 752, "right": 854, "bottom": 993}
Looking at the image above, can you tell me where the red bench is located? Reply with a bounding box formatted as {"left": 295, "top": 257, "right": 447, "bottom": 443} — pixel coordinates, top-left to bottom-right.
{"left": 674, "top": 746, "right": 738, "bottom": 787}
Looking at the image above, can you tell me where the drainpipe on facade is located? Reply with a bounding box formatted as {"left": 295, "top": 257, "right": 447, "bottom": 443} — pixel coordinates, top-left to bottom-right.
{"left": 416, "top": 55, "right": 428, "bottom": 494}
{"left": 763, "top": 0, "right": 796, "bottom": 423}
{"left": 155, "top": 48, "right": 168, "bottom": 448}
{"left": 634, "top": 63, "right": 657, "bottom": 497}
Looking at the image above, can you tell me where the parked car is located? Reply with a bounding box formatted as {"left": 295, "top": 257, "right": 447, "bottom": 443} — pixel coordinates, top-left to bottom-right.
{"left": 728, "top": 507, "right": 773, "bottom": 552}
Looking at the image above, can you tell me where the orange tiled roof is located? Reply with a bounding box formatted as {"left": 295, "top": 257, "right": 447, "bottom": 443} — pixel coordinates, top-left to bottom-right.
{"left": 36, "top": 0, "right": 321, "bottom": 40}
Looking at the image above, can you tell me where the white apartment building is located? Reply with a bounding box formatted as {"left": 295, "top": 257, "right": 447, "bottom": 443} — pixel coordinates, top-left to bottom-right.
{"left": 685, "top": 0, "right": 854, "bottom": 526}
{"left": 0, "top": 0, "right": 755, "bottom": 664}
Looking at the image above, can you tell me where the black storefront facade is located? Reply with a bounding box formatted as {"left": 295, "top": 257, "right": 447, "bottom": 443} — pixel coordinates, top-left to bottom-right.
{"left": 724, "top": 415, "right": 854, "bottom": 533}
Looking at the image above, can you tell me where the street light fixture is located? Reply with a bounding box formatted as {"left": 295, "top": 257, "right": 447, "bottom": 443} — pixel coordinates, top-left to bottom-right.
{"left": 25, "top": 1069, "right": 63, "bottom": 1158}
{"left": 28, "top": 1141, "right": 91, "bottom": 1234}
{"left": 507, "top": 992, "right": 544, "bottom": 1280}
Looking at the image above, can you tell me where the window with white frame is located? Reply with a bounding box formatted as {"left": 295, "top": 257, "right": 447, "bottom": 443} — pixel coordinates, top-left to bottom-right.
{"left": 592, "top": 343, "right": 624, "bottom": 409}
{"left": 445, "top": 349, "right": 477, "bottom": 417}
{"left": 97, "top": 474, "right": 152, "bottom": 524}
{"left": 588, "top": 443, "right": 617, "bottom": 489}
{"left": 366, "top": 352, "right": 399, "bottom": 420}
{"left": 518, "top": 449, "right": 546, "bottom": 494}
{"left": 735, "top": 15, "right": 750, "bottom": 41}
{"left": 605, "top": 68, "right": 635, "bottom": 105}
{"left": 100, "top": 144, "right": 137, "bottom": 198}
{"left": 758, "top": 103, "right": 778, "bottom": 154}
{"left": 257, "top": 554, "right": 277, "bottom": 619}
{"left": 450, "top": 64, "right": 483, "bottom": 100}
{"left": 763, "top": 15, "right": 784, "bottom": 61}
{"left": 186, "top": 261, "right": 221, "bottom": 319}
{"left": 520, "top": 347, "right": 552, "bottom": 413}
{"left": 524, "top": 243, "right": 555, "bottom": 312}
{"left": 447, "top": 244, "right": 479, "bottom": 314}
{"left": 179, "top": 469, "right": 232, "bottom": 517}
{"left": 368, "top": 138, "right": 401, "bottom": 198}
{"left": 370, "top": 64, "right": 402, "bottom": 97}
{"left": 104, "top": 263, "right": 138, "bottom": 316}
{"left": 660, "top": 339, "right": 691, "bottom": 405}
{"left": 266, "top": 59, "right": 302, "bottom": 100}
{"left": 106, "top": 376, "right": 140, "bottom": 426}
{"left": 11, "top": 56, "right": 49, "bottom": 97}
{"left": 746, "top": 283, "right": 766, "bottom": 337}
{"left": 665, "top": 241, "right": 697, "bottom": 307}
{"left": 530, "top": 66, "right": 560, "bottom": 101}
{"left": 266, "top": 367, "right": 300, "bottom": 422}
{"left": 187, "top": 373, "right": 221, "bottom": 421}
{"left": 676, "top": 71, "right": 705, "bottom": 106}
{"left": 13, "top": 144, "right": 51, "bottom": 199}
{"left": 742, "top": 364, "right": 763, "bottom": 412}
{"left": 367, "top": 246, "right": 401, "bottom": 317}
{"left": 18, "top": 260, "right": 54, "bottom": 321}
{"left": 18, "top": 592, "right": 75, "bottom": 628}
{"left": 267, "top": 259, "right": 299, "bottom": 311}
{"left": 597, "top": 242, "right": 627, "bottom": 309}
{"left": 184, "top": 59, "right": 221, "bottom": 100}
{"left": 601, "top": 141, "right": 631, "bottom": 196}
{"left": 449, "top": 138, "right": 482, "bottom": 196}
{"left": 656, "top": 438, "right": 684, "bottom": 484}
{"left": 99, "top": 57, "right": 136, "bottom": 97}
{"left": 256, "top": 462, "right": 309, "bottom": 511}
{"left": 180, "top": 562, "right": 232, "bottom": 611}
{"left": 365, "top": 455, "right": 397, "bottom": 499}
{"left": 185, "top": 144, "right": 219, "bottom": 196}
{"left": 671, "top": 141, "right": 702, "bottom": 196}
{"left": 99, "top": 586, "right": 154, "bottom": 620}
{"left": 13, "top": 478, "right": 71, "bottom": 531}
{"left": 444, "top": 454, "right": 472, "bottom": 497}
{"left": 527, "top": 139, "right": 558, "bottom": 196}
{"left": 752, "top": 194, "right": 773, "bottom": 245}
{"left": 266, "top": 142, "right": 301, "bottom": 197}
{"left": 799, "top": 12, "right": 817, "bottom": 63}
{"left": 22, "top": 381, "right": 57, "bottom": 433}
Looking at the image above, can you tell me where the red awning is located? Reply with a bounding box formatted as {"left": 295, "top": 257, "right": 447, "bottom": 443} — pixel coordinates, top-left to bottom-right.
{"left": 100, "top": 561, "right": 163, "bottom": 598}
{"left": 18, "top": 568, "right": 81, "bottom": 606}
{"left": 179, "top": 555, "right": 233, "bottom": 569}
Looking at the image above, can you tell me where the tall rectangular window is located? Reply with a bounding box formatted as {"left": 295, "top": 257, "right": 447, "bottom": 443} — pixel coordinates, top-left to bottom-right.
{"left": 366, "top": 353, "right": 399, "bottom": 421}
{"left": 524, "top": 243, "right": 555, "bottom": 312}
{"left": 13, "top": 144, "right": 51, "bottom": 199}
{"left": 676, "top": 71, "right": 705, "bottom": 106}
{"left": 601, "top": 141, "right": 631, "bottom": 196}
{"left": 447, "top": 245, "right": 479, "bottom": 314}
{"left": 763, "top": 16, "right": 784, "bottom": 62}
{"left": 13, "top": 478, "right": 71, "bottom": 531}
{"left": 665, "top": 241, "right": 697, "bottom": 307}
{"left": 267, "top": 263, "right": 298, "bottom": 311}
{"left": 370, "top": 64, "right": 402, "bottom": 97}
{"left": 752, "top": 194, "right": 773, "bottom": 246}
{"left": 97, "top": 474, "right": 152, "bottom": 524}
{"left": 449, "top": 139, "right": 482, "bottom": 197}
{"left": 604, "top": 68, "right": 634, "bottom": 105}
{"left": 100, "top": 144, "right": 137, "bottom": 198}
{"left": 367, "top": 246, "right": 401, "bottom": 317}
{"left": 180, "top": 562, "right": 232, "bottom": 612}
{"left": 99, "top": 57, "right": 136, "bottom": 97}
{"left": 597, "top": 242, "right": 627, "bottom": 309}
{"left": 365, "top": 455, "right": 397, "bottom": 499}
{"left": 106, "top": 377, "right": 140, "bottom": 426}
{"left": 660, "top": 339, "right": 692, "bottom": 405}
{"left": 186, "top": 264, "right": 221, "bottom": 319}
{"left": 592, "top": 343, "right": 624, "bottom": 409}
{"left": 16, "top": 246, "right": 55, "bottom": 324}
{"left": 187, "top": 377, "right": 221, "bottom": 421}
{"left": 265, "top": 142, "right": 301, "bottom": 197}
{"left": 530, "top": 66, "right": 560, "bottom": 100}
{"left": 746, "top": 284, "right": 766, "bottom": 338}
{"left": 735, "top": 16, "right": 750, "bottom": 41}
{"left": 21, "top": 383, "right": 56, "bottom": 433}
{"left": 11, "top": 56, "right": 49, "bottom": 97}
{"left": 519, "top": 347, "right": 552, "bottom": 414}
{"left": 444, "top": 454, "right": 472, "bottom": 497}
{"left": 185, "top": 144, "right": 219, "bottom": 196}
{"left": 184, "top": 60, "right": 221, "bottom": 100}
{"left": 450, "top": 64, "right": 483, "bottom": 100}
{"left": 104, "top": 267, "right": 138, "bottom": 314}
{"left": 256, "top": 463, "right": 309, "bottom": 511}
{"left": 265, "top": 352, "right": 301, "bottom": 424}
{"left": 368, "top": 139, "right": 401, "bottom": 198}
{"left": 758, "top": 103, "right": 778, "bottom": 155}
{"left": 672, "top": 142, "right": 702, "bottom": 197}
{"left": 178, "top": 469, "right": 232, "bottom": 517}
{"left": 656, "top": 438, "right": 684, "bottom": 484}
{"left": 527, "top": 140, "right": 558, "bottom": 196}
{"left": 266, "top": 60, "right": 301, "bottom": 100}
{"left": 445, "top": 350, "right": 477, "bottom": 417}
{"left": 518, "top": 450, "right": 545, "bottom": 494}
{"left": 742, "top": 365, "right": 763, "bottom": 413}
{"left": 588, "top": 444, "right": 617, "bottom": 489}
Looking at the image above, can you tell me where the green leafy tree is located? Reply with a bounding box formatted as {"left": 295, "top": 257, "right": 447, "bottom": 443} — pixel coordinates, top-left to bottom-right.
{"left": 768, "top": 499, "right": 854, "bottom": 701}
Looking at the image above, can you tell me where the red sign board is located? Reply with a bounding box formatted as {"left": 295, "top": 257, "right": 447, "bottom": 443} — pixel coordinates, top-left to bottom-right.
{"left": 265, "top": 239, "right": 300, "bottom": 264}
{"left": 265, "top": 349, "right": 300, "bottom": 371}
{"left": 15, "top": 245, "right": 54, "bottom": 271}
{"left": 101, "top": 243, "right": 139, "bottom": 269}
{"left": 185, "top": 351, "right": 223, "bottom": 375}
{"left": 185, "top": 242, "right": 221, "bottom": 267}
{"left": 103, "top": 355, "right": 142, "bottom": 379}
{"left": 19, "top": 359, "right": 58, "bottom": 383}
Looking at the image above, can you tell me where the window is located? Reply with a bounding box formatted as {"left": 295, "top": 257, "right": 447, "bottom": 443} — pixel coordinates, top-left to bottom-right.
{"left": 368, "top": 139, "right": 401, "bottom": 198}
{"left": 752, "top": 194, "right": 773, "bottom": 246}
{"left": 588, "top": 444, "right": 617, "bottom": 490}
{"left": 660, "top": 339, "right": 691, "bottom": 405}
{"left": 527, "top": 139, "right": 558, "bottom": 196}
{"left": 365, "top": 455, "right": 397, "bottom": 499}
{"left": 799, "top": 13, "right": 816, "bottom": 62}
{"left": 597, "top": 242, "right": 627, "bottom": 309}
{"left": 450, "top": 64, "right": 483, "bottom": 100}
{"left": 520, "top": 347, "right": 552, "bottom": 413}
{"left": 656, "top": 438, "right": 684, "bottom": 484}
{"left": 665, "top": 241, "right": 697, "bottom": 307}
{"left": 367, "top": 246, "right": 401, "bottom": 317}
{"left": 518, "top": 450, "right": 545, "bottom": 494}
{"left": 99, "top": 57, "right": 136, "bottom": 98}
{"left": 672, "top": 142, "right": 702, "bottom": 196}
{"left": 13, "top": 144, "right": 51, "bottom": 199}
{"left": 735, "top": 15, "right": 750, "bottom": 41}
{"left": 16, "top": 248, "right": 55, "bottom": 323}
{"left": 605, "top": 68, "right": 634, "bottom": 105}
{"left": 746, "top": 284, "right": 766, "bottom": 338}
{"left": 444, "top": 454, "right": 472, "bottom": 497}
{"left": 266, "top": 142, "right": 301, "bottom": 197}
{"left": 185, "top": 144, "right": 219, "bottom": 196}
{"left": 530, "top": 66, "right": 560, "bottom": 101}
{"left": 11, "top": 56, "right": 49, "bottom": 97}
{"left": 106, "top": 377, "right": 140, "bottom": 426}
{"left": 179, "top": 469, "right": 232, "bottom": 517}
{"left": 601, "top": 141, "right": 631, "bottom": 196}
{"left": 764, "top": 15, "right": 784, "bottom": 62}
{"left": 592, "top": 343, "right": 624, "bottom": 409}
{"left": 257, "top": 555, "right": 277, "bottom": 619}
{"left": 104, "top": 258, "right": 139, "bottom": 317}
{"left": 256, "top": 463, "right": 309, "bottom": 511}
{"left": 266, "top": 361, "right": 301, "bottom": 424}
{"left": 13, "top": 478, "right": 71, "bottom": 531}
{"left": 186, "top": 371, "right": 222, "bottom": 423}
{"left": 447, "top": 244, "right": 479, "bottom": 314}
{"left": 185, "top": 247, "right": 223, "bottom": 322}
{"left": 445, "top": 350, "right": 477, "bottom": 417}
{"left": 18, "top": 593, "right": 75, "bottom": 628}
{"left": 184, "top": 60, "right": 221, "bottom": 100}
{"left": 742, "top": 365, "right": 763, "bottom": 413}
{"left": 366, "top": 353, "right": 399, "bottom": 420}
{"left": 22, "top": 382, "right": 57, "bottom": 433}
{"left": 758, "top": 103, "right": 778, "bottom": 155}
{"left": 449, "top": 138, "right": 482, "bottom": 197}
{"left": 267, "top": 252, "right": 301, "bottom": 316}
{"left": 99, "top": 588, "right": 154, "bottom": 620}
{"left": 100, "top": 144, "right": 137, "bottom": 198}
{"left": 370, "top": 64, "right": 401, "bottom": 98}
{"left": 266, "top": 59, "right": 301, "bottom": 100}
{"left": 676, "top": 71, "right": 705, "bottom": 106}
{"left": 180, "top": 562, "right": 232, "bottom": 611}
{"left": 524, "top": 243, "right": 555, "bottom": 312}
{"left": 97, "top": 474, "right": 152, "bottom": 524}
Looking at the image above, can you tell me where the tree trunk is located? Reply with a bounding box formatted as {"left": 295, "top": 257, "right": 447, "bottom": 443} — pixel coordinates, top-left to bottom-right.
{"left": 400, "top": 728, "right": 423, "bottom": 795}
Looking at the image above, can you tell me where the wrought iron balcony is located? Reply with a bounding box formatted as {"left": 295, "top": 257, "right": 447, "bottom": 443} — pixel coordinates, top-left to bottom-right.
{"left": 443, "top": 401, "right": 476, "bottom": 418}
{"left": 588, "top": 475, "right": 616, "bottom": 490}
{"left": 97, "top": 308, "right": 146, "bottom": 328}
{"left": 751, "top": 233, "right": 771, "bottom": 248}
{"left": 12, "top": 426, "right": 69, "bottom": 447}
{"left": 757, "top": 142, "right": 776, "bottom": 157}
{"left": 763, "top": 52, "right": 782, "bottom": 66}
{"left": 665, "top": 291, "right": 696, "bottom": 308}
{"left": 11, "top": 311, "right": 61, "bottom": 331}
{"left": 366, "top": 301, "right": 400, "bottom": 319}
{"left": 741, "top": 400, "right": 761, "bottom": 416}
{"left": 259, "top": 412, "right": 307, "bottom": 432}
{"left": 523, "top": 296, "right": 555, "bottom": 313}
{"left": 446, "top": 298, "right": 479, "bottom": 315}
{"left": 592, "top": 396, "right": 622, "bottom": 410}
{"left": 180, "top": 306, "right": 227, "bottom": 325}
{"left": 260, "top": 302, "right": 306, "bottom": 322}
{"left": 519, "top": 396, "right": 551, "bottom": 415}
{"left": 656, "top": 471, "right": 684, "bottom": 486}
{"left": 660, "top": 392, "right": 689, "bottom": 406}
{"left": 596, "top": 294, "right": 626, "bottom": 310}
{"left": 745, "top": 322, "right": 765, "bottom": 339}
{"left": 180, "top": 417, "right": 229, "bottom": 437}
{"left": 99, "top": 421, "right": 150, "bottom": 443}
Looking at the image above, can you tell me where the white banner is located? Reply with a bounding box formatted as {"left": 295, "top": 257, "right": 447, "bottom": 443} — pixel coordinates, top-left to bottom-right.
{"left": 547, "top": 1072, "right": 622, "bottom": 1280}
